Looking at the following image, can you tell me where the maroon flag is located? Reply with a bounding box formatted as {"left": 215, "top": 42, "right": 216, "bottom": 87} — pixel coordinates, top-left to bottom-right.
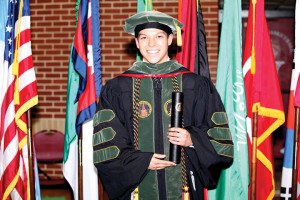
{"left": 176, "top": 0, "right": 209, "bottom": 78}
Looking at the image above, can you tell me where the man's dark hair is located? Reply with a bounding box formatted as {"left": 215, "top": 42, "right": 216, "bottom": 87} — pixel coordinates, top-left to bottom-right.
{"left": 134, "top": 22, "right": 172, "bottom": 38}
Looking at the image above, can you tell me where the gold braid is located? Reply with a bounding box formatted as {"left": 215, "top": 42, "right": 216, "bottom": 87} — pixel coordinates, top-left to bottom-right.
{"left": 132, "top": 78, "right": 141, "bottom": 199}
{"left": 133, "top": 78, "right": 141, "bottom": 150}
{"left": 171, "top": 76, "right": 188, "bottom": 195}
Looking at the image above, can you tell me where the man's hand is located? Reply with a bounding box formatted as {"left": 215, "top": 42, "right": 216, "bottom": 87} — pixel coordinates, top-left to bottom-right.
{"left": 148, "top": 154, "right": 176, "bottom": 170}
{"left": 168, "top": 127, "right": 193, "bottom": 147}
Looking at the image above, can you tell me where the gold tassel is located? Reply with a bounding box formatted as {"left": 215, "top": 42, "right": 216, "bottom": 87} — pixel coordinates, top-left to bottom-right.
{"left": 182, "top": 186, "right": 190, "bottom": 200}
{"left": 175, "top": 22, "right": 182, "bottom": 47}
{"left": 133, "top": 187, "right": 139, "bottom": 200}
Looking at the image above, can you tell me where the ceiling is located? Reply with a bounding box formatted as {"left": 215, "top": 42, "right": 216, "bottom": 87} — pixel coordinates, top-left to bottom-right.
{"left": 219, "top": 0, "right": 296, "bottom": 10}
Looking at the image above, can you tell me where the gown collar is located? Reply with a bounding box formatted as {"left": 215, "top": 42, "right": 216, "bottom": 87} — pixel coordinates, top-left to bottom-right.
{"left": 129, "top": 60, "right": 183, "bottom": 75}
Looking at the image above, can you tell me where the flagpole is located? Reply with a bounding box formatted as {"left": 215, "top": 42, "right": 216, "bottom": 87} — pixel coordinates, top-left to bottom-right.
{"left": 292, "top": 107, "right": 300, "bottom": 199}
{"left": 251, "top": 107, "right": 258, "bottom": 200}
{"left": 27, "top": 110, "right": 36, "bottom": 200}
{"left": 78, "top": 131, "right": 83, "bottom": 200}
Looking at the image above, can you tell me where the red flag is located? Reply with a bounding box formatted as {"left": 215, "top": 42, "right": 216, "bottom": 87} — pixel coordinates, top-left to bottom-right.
{"left": 176, "top": 0, "right": 196, "bottom": 70}
{"left": 176, "top": 0, "right": 209, "bottom": 78}
{"left": 176, "top": 0, "right": 196, "bottom": 71}
{"left": 242, "top": 0, "right": 285, "bottom": 199}
{"left": 72, "top": 0, "right": 100, "bottom": 135}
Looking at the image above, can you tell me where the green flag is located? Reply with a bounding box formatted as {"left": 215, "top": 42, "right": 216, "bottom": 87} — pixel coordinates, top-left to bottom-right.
{"left": 63, "top": 0, "right": 80, "bottom": 163}
{"left": 63, "top": 41, "right": 79, "bottom": 200}
{"left": 62, "top": 2, "right": 80, "bottom": 199}
{"left": 137, "top": 0, "right": 152, "bottom": 12}
{"left": 208, "top": 0, "right": 249, "bottom": 199}
{"left": 63, "top": 42, "right": 78, "bottom": 165}
{"left": 136, "top": 0, "right": 153, "bottom": 61}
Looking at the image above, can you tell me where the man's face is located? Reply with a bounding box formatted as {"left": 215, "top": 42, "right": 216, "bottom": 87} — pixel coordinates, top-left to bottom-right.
{"left": 135, "top": 28, "right": 173, "bottom": 64}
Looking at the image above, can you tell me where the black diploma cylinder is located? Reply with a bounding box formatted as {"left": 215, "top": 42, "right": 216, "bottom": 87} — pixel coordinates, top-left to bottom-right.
{"left": 169, "top": 92, "right": 183, "bottom": 164}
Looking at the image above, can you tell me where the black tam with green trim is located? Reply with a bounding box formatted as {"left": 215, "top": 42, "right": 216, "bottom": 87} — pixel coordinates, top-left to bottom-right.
{"left": 123, "top": 11, "right": 184, "bottom": 37}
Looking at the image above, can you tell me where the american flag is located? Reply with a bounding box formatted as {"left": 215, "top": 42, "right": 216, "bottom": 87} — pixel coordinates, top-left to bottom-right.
{"left": 0, "top": 0, "right": 38, "bottom": 199}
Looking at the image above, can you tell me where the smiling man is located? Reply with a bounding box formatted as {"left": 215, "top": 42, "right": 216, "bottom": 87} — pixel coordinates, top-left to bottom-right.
{"left": 93, "top": 11, "right": 233, "bottom": 200}
{"left": 135, "top": 28, "right": 172, "bottom": 64}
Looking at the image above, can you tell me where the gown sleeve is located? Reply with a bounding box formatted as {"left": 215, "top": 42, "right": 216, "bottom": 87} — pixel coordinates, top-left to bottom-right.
{"left": 92, "top": 78, "right": 153, "bottom": 199}
{"left": 183, "top": 76, "right": 233, "bottom": 189}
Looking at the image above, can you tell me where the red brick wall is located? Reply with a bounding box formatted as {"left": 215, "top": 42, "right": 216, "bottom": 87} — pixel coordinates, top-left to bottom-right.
{"left": 30, "top": 0, "right": 219, "bottom": 119}
{"left": 38, "top": 163, "right": 64, "bottom": 181}
{"left": 30, "top": 0, "right": 76, "bottom": 119}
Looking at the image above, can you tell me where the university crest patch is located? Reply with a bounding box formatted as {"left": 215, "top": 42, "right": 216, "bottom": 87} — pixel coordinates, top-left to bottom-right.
{"left": 138, "top": 101, "right": 152, "bottom": 118}
{"left": 164, "top": 99, "right": 172, "bottom": 116}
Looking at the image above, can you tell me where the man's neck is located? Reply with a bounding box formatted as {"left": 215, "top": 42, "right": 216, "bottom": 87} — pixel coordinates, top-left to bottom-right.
{"left": 142, "top": 57, "right": 170, "bottom": 63}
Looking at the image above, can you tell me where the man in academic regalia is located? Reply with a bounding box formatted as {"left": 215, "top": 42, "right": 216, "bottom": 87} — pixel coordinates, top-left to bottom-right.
{"left": 93, "top": 11, "right": 233, "bottom": 200}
